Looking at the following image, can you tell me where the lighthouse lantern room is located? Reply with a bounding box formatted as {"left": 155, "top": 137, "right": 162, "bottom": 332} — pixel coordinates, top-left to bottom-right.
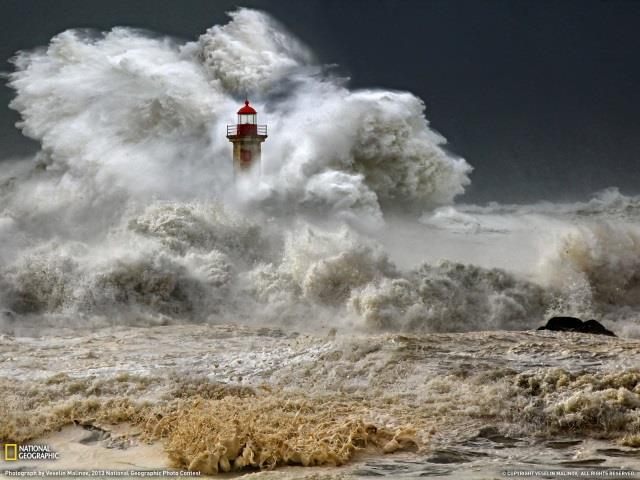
{"left": 226, "top": 100, "right": 267, "bottom": 176}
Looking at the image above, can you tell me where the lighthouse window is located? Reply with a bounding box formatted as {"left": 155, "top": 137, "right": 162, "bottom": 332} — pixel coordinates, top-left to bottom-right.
{"left": 239, "top": 113, "right": 257, "bottom": 124}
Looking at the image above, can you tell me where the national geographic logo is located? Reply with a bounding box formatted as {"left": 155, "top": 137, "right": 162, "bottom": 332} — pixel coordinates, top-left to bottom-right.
{"left": 3, "top": 444, "right": 17, "bottom": 461}
{"left": 3, "top": 444, "right": 60, "bottom": 461}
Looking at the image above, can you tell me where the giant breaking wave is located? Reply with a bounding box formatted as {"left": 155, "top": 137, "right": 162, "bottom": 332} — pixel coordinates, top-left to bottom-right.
{"left": 1, "top": 9, "right": 640, "bottom": 336}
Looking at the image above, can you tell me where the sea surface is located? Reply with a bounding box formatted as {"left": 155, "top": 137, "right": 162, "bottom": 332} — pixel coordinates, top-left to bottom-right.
{"left": 2, "top": 324, "right": 640, "bottom": 478}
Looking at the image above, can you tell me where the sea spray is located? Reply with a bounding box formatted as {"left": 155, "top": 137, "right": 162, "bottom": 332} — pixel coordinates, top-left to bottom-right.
{"left": 1, "top": 8, "right": 640, "bottom": 337}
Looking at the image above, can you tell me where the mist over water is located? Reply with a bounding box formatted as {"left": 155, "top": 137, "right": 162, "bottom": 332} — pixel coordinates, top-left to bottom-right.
{"left": 1, "top": 8, "right": 640, "bottom": 338}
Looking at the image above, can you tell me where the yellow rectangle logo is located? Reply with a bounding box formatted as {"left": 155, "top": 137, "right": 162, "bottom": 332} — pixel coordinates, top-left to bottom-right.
{"left": 4, "top": 443, "right": 17, "bottom": 461}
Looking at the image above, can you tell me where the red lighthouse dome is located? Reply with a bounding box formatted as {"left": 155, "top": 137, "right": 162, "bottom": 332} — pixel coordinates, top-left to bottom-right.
{"left": 237, "top": 100, "right": 257, "bottom": 115}
{"left": 236, "top": 100, "right": 258, "bottom": 126}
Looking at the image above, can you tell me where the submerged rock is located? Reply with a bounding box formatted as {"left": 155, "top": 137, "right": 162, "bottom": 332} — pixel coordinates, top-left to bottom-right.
{"left": 537, "top": 316, "right": 616, "bottom": 337}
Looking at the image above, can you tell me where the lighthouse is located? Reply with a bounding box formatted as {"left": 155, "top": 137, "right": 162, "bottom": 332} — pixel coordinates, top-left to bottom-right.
{"left": 226, "top": 100, "right": 267, "bottom": 176}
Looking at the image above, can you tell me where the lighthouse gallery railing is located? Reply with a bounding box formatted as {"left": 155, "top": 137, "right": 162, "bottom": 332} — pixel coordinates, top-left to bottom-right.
{"left": 226, "top": 124, "right": 267, "bottom": 136}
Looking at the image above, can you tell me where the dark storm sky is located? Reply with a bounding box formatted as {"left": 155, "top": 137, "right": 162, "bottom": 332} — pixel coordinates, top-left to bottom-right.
{"left": 1, "top": 0, "right": 639, "bottom": 203}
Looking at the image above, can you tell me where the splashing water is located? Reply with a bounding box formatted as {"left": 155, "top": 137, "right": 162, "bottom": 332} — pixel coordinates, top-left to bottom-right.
{"left": 3, "top": 9, "right": 639, "bottom": 335}
{"left": 2, "top": 9, "right": 640, "bottom": 477}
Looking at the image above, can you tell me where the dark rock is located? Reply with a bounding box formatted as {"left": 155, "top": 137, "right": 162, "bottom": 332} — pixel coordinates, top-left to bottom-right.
{"left": 537, "top": 316, "right": 616, "bottom": 337}
{"left": 541, "top": 316, "right": 584, "bottom": 331}
{"left": 581, "top": 319, "right": 616, "bottom": 336}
